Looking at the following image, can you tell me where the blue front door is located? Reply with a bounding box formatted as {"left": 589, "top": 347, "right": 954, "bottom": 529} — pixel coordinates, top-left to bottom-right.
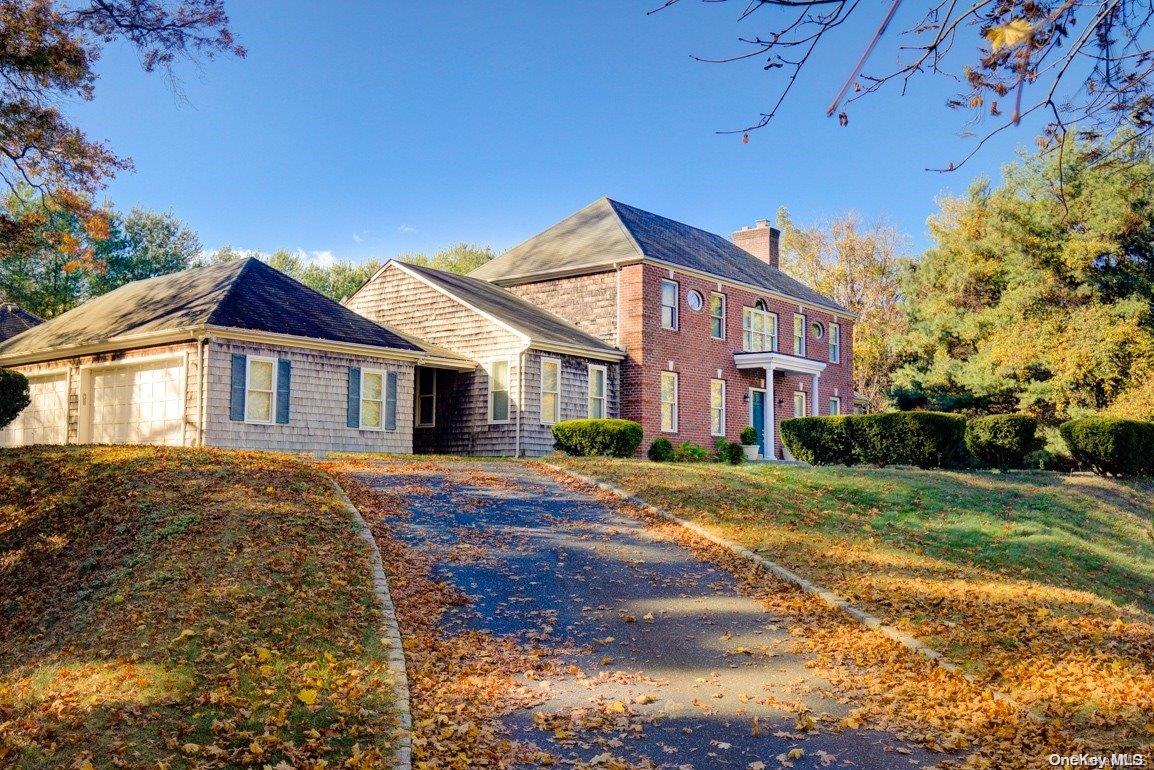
{"left": 750, "top": 390, "right": 766, "bottom": 457}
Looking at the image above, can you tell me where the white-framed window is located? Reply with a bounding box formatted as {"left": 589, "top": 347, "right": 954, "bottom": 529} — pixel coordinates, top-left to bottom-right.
{"left": 488, "top": 360, "right": 511, "bottom": 423}
{"left": 710, "top": 292, "right": 725, "bottom": 339}
{"left": 793, "top": 390, "right": 807, "bottom": 418}
{"left": 587, "top": 364, "right": 607, "bottom": 418}
{"left": 660, "top": 279, "right": 679, "bottom": 330}
{"left": 687, "top": 289, "right": 704, "bottom": 312}
{"left": 829, "top": 396, "right": 841, "bottom": 415}
{"left": 360, "top": 369, "right": 386, "bottom": 430}
{"left": 540, "top": 358, "right": 560, "bottom": 424}
{"left": 417, "top": 368, "right": 436, "bottom": 427}
{"left": 794, "top": 313, "right": 806, "bottom": 356}
{"left": 660, "top": 371, "right": 678, "bottom": 433}
{"left": 829, "top": 323, "right": 841, "bottom": 363}
{"left": 245, "top": 356, "right": 277, "bottom": 424}
{"left": 742, "top": 302, "right": 778, "bottom": 352}
{"left": 710, "top": 379, "right": 726, "bottom": 437}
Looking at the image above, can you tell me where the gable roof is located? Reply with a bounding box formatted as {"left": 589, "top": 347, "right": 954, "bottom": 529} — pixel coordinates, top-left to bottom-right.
{"left": 470, "top": 197, "right": 849, "bottom": 314}
{"left": 0, "top": 304, "right": 43, "bottom": 342}
{"left": 0, "top": 258, "right": 424, "bottom": 360}
{"left": 387, "top": 261, "right": 623, "bottom": 360}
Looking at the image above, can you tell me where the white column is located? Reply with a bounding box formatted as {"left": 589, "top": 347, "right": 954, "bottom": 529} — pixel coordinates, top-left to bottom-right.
{"left": 764, "top": 364, "right": 776, "bottom": 460}
{"left": 812, "top": 373, "right": 820, "bottom": 416}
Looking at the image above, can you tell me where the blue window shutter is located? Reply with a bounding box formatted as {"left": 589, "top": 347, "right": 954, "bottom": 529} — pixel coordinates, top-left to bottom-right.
{"left": 276, "top": 359, "right": 291, "bottom": 424}
{"left": 347, "top": 367, "right": 361, "bottom": 428}
{"left": 385, "top": 371, "right": 398, "bottom": 430}
{"left": 229, "top": 354, "right": 247, "bottom": 421}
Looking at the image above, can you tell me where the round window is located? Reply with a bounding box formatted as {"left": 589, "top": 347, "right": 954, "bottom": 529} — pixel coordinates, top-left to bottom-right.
{"left": 811, "top": 321, "right": 825, "bottom": 339}
{"left": 686, "top": 290, "right": 704, "bottom": 312}
{"left": 755, "top": 299, "right": 768, "bottom": 312}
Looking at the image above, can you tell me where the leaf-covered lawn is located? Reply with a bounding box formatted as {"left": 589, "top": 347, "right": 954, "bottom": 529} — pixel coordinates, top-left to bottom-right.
{"left": 549, "top": 457, "right": 1154, "bottom": 753}
{"left": 0, "top": 446, "right": 398, "bottom": 769}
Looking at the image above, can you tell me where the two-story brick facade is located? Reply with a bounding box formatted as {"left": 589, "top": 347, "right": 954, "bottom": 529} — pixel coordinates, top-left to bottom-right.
{"left": 471, "top": 198, "right": 855, "bottom": 459}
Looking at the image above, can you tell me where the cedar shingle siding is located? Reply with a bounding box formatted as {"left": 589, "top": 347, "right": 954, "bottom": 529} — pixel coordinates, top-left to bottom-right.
{"left": 345, "top": 263, "right": 621, "bottom": 456}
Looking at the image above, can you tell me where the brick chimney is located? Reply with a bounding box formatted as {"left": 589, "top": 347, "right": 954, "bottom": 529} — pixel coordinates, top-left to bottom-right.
{"left": 732, "top": 219, "right": 780, "bottom": 269}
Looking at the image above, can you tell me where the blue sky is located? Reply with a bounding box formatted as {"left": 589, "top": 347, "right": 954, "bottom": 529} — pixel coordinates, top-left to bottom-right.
{"left": 74, "top": 1, "right": 1046, "bottom": 265}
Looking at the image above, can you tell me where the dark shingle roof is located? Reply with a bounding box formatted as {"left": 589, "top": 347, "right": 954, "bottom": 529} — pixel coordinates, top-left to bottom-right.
{"left": 0, "top": 258, "right": 422, "bottom": 358}
{"left": 470, "top": 197, "right": 848, "bottom": 314}
{"left": 396, "top": 261, "right": 621, "bottom": 357}
{"left": 0, "top": 304, "right": 43, "bottom": 342}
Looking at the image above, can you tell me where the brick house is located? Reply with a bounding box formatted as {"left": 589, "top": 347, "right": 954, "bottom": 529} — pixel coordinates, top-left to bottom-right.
{"left": 470, "top": 198, "right": 854, "bottom": 459}
{"left": 0, "top": 199, "right": 851, "bottom": 460}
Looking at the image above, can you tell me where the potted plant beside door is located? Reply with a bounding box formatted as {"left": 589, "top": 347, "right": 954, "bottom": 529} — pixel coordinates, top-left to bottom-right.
{"left": 740, "top": 425, "right": 760, "bottom": 461}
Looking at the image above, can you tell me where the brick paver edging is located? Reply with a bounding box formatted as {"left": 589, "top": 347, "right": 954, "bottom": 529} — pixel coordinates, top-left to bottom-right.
{"left": 540, "top": 462, "right": 1040, "bottom": 722}
{"left": 326, "top": 477, "right": 413, "bottom": 770}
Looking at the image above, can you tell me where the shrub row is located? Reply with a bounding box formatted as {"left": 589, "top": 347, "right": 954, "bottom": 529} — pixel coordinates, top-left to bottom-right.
{"left": 1059, "top": 417, "right": 1154, "bottom": 477}
{"left": 781, "top": 411, "right": 970, "bottom": 469}
{"left": 552, "top": 419, "right": 643, "bottom": 458}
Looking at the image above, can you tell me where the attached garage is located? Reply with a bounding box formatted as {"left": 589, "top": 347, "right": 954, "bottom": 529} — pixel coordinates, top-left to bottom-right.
{"left": 80, "top": 357, "right": 187, "bottom": 446}
{"left": 0, "top": 371, "right": 68, "bottom": 447}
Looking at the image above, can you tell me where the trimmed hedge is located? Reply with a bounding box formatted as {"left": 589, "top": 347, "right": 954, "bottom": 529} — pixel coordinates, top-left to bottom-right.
{"left": 647, "top": 438, "right": 674, "bottom": 462}
{"left": 965, "top": 414, "right": 1040, "bottom": 468}
{"left": 782, "top": 411, "right": 966, "bottom": 469}
{"left": 780, "top": 415, "right": 854, "bottom": 466}
{"left": 0, "top": 369, "right": 30, "bottom": 431}
{"left": 1059, "top": 416, "right": 1154, "bottom": 476}
{"left": 853, "top": 411, "right": 966, "bottom": 469}
{"left": 552, "top": 418, "right": 643, "bottom": 458}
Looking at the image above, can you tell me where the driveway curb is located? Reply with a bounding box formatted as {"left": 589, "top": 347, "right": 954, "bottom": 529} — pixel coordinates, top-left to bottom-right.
{"left": 326, "top": 477, "right": 413, "bottom": 770}
{"left": 540, "top": 462, "right": 1038, "bottom": 720}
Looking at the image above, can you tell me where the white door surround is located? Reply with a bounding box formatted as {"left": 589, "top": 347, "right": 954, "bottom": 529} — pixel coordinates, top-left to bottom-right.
{"left": 735, "top": 351, "right": 827, "bottom": 461}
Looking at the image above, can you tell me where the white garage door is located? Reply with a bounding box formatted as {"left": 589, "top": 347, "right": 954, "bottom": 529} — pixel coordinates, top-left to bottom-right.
{"left": 87, "top": 359, "right": 186, "bottom": 446}
{"left": 0, "top": 372, "right": 68, "bottom": 447}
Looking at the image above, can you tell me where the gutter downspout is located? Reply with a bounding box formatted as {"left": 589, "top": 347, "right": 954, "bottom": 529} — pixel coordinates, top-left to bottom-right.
{"left": 515, "top": 343, "right": 529, "bottom": 457}
{"left": 196, "top": 335, "right": 208, "bottom": 447}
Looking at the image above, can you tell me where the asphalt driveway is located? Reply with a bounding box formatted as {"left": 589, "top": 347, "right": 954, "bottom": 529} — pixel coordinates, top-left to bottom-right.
{"left": 357, "top": 460, "right": 946, "bottom": 769}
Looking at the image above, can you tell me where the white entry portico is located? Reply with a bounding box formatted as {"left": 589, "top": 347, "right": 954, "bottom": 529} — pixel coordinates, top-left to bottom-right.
{"left": 734, "top": 351, "right": 827, "bottom": 460}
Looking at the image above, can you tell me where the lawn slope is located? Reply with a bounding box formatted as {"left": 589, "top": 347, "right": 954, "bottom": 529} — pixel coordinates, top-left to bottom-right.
{"left": 0, "top": 446, "right": 397, "bottom": 769}
{"left": 552, "top": 458, "right": 1154, "bottom": 751}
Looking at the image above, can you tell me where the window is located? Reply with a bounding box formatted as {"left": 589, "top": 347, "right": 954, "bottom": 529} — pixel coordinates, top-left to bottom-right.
{"left": 828, "top": 396, "right": 841, "bottom": 415}
{"left": 661, "top": 279, "right": 679, "bottom": 330}
{"left": 794, "top": 391, "right": 807, "bottom": 418}
{"left": 359, "top": 369, "right": 386, "bottom": 429}
{"left": 811, "top": 321, "right": 825, "bottom": 339}
{"left": 660, "top": 371, "right": 678, "bottom": 432}
{"left": 245, "top": 356, "right": 276, "bottom": 424}
{"left": 710, "top": 379, "right": 726, "bottom": 437}
{"left": 829, "top": 323, "right": 841, "bottom": 363}
{"left": 742, "top": 302, "right": 777, "bottom": 352}
{"left": 686, "top": 289, "right": 704, "bottom": 312}
{"left": 488, "top": 360, "right": 511, "bottom": 423}
{"left": 710, "top": 292, "right": 725, "bottom": 339}
{"left": 794, "top": 313, "right": 807, "bottom": 356}
{"left": 539, "top": 358, "right": 560, "bottom": 424}
{"left": 417, "top": 368, "right": 436, "bottom": 427}
{"left": 588, "top": 364, "right": 607, "bottom": 418}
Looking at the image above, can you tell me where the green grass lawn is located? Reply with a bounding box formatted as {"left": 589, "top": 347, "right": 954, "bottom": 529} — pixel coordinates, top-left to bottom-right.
{"left": 551, "top": 456, "right": 1154, "bottom": 749}
{"left": 0, "top": 446, "right": 398, "bottom": 770}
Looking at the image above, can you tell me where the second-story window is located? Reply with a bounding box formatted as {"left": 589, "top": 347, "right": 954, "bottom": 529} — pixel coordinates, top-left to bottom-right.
{"left": 794, "top": 313, "right": 806, "bottom": 356}
{"left": 742, "top": 301, "right": 777, "bottom": 352}
{"left": 710, "top": 292, "right": 725, "bottom": 339}
{"left": 660, "top": 279, "right": 679, "bottom": 330}
{"left": 829, "top": 322, "right": 841, "bottom": 363}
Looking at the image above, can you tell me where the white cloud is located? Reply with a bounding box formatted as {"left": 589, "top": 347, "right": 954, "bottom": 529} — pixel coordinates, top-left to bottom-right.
{"left": 305, "top": 249, "right": 336, "bottom": 268}
{"left": 397, "top": 224, "right": 418, "bottom": 234}
{"left": 352, "top": 233, "right": 364, "bottom": 243}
